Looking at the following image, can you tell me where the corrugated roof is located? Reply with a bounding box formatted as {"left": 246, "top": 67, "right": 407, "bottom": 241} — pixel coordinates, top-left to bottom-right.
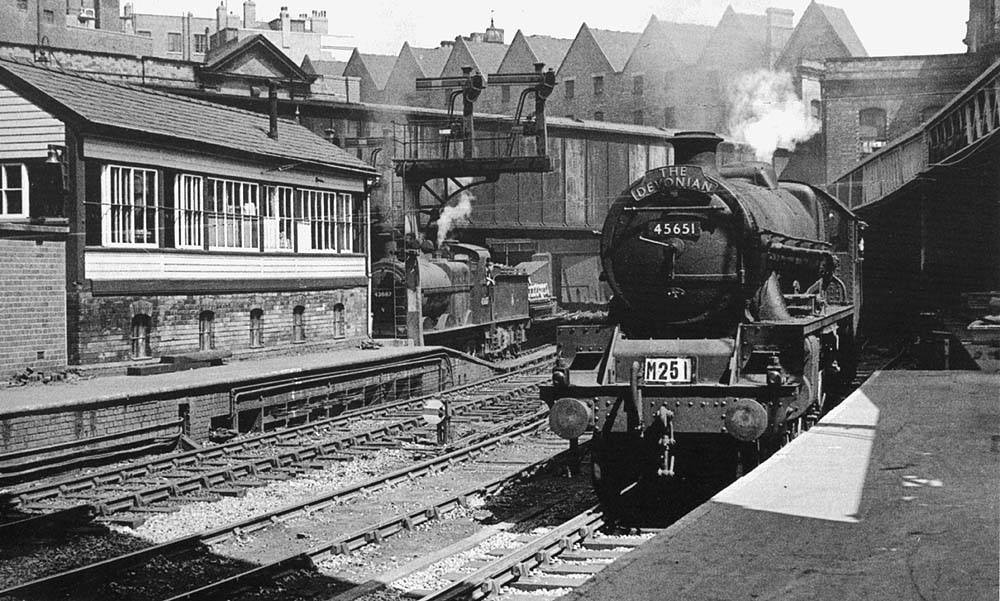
{"left": 0, "top": 58, "right": 373, "bottom": 174}
{"left": 524, "top": 35, "right": 573, "bottom": 72}
{"left": 360, "top": 53, "right": 397, "bottom": 88}
{"left": 412, "top": 46, "right": 451, "bottom": 78}
{"left": 465, "top": 41, "right": 509, "bottom": 74}
{"left": 815, "top": 2, "right": 868, "bottom": 57}
{"left": 591, "top": 28, "right": 641, "bottom": 71}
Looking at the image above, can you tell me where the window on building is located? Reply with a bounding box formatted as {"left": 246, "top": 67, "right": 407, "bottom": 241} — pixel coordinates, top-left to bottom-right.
{"left": 292, "top": 305, "right": 306, "bottom": 342}
{"left": 43, "top": 9, "right": 54, "bottom": 23}
{"left": 199, "top": 310, "right": 215, "bottom": 350}
{"left": 193, "top": 33, "right": 207, "bottom": 53}
{"left": 130, "top": 314, "right": 151, "bottom": 359}
{"left": 663, "top": 106, "right": 676, "bottom": 128}
{"left": 333, "top": 303, "right": 346, "bottom": 338}
{"left": 336, "top": 193, "right": 353, "bottom": 253}
{"left": 102, "top": 165, "right": 158, "bottom": 246}
{"left": 250, "top": 308, "right": 264, "bottom": 348}
{"left": 264, "top": 185, "right": 295, "bottom": 251}
{"left": 633, "top": 110, "right": 643, "bottom": 125}
{"left": 633, "top": 75, "right": 643, "bottom": 96}
{"left": 206, "top": 177, "right": 260, "bottom": 249}
{"left": 167, "top": 32, "right": 183, "bottom": 53}
{"left": 593, "top": 75, "right": 604, "bottom": 97}
{"left": 810, "top": 99, "right": 822, "bottom": 122}
{"left": 1, "top": 163, "right": 28, "bottom": 218}
{"left": 501, "top": 85, "right": 510, "bottom": 104}
{"left": 298, "top": 190, "right": 355, "bottom": 253}
{"left": 137, "top": 30, "right": 152, "bottom": 37}
{"left": 564, "top": 79, "right": 575, "bottom": 100}
{"left": 174, "top": 174, "right": 203, "bottom": 248}
{"left": 593, "top": 111, "right": 604, "bottom": 121}
{"left": 16, "top": 0, "right": 28, "bottom": 9}
{"left": 858, "top": 107, "right": 888, "bottom": 154}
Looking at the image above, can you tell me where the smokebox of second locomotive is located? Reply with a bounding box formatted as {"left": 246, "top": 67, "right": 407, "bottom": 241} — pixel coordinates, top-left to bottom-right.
{"left": 601, "top": 131, "right": 742, "bottom": 335}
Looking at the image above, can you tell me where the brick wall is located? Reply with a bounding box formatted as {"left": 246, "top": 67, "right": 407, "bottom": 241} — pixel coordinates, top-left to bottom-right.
{"left": 69, "top": 286, "right": 368, "bottom": 365}
{"left": 0, "top": 235, "right": 67, "bottom": 378}
{"left": 0, "top": 352, "right": 495, "bottom": 452}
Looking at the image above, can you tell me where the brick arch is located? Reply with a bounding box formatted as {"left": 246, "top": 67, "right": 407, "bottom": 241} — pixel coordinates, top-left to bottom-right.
{"left": 129, "top": 300, "right": 154, "bottom": 317}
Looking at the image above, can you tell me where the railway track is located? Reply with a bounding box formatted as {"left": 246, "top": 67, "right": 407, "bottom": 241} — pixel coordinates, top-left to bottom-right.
{"left": 0, "top": 411, "right": 578, "bottom": 600}
{"left": 0, "top": 364, "right": 551, "bottom": 538}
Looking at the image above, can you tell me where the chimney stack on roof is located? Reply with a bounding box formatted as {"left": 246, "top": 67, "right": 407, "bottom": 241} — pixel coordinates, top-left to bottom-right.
{"left": 243, "top": 0, "right": 256, "bottom": 28}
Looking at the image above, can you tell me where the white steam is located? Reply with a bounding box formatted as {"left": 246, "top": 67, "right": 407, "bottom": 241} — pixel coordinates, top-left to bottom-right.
{"left": 727, "top": 70, "right": 819, "bottom": 162}
{"left": 436, "top": 190, "right": 474, "bottom": 248}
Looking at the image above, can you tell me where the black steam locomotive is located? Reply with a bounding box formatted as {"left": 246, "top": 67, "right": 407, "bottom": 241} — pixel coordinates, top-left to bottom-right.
{"left": 540, "top": 132, "right": 863, "bottom": 515}
{"left": 372, "top": 242, "right": 535, "bottom": 359}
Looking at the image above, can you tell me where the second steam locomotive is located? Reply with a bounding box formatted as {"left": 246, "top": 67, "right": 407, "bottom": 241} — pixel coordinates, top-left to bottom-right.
{"left": 540, "top": 132, "right": 863, "bottom": 515}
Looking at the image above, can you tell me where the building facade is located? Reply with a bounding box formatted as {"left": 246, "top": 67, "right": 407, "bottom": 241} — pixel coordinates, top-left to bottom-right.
{"left": 0, "top": 57, "right": 375, "bottom": 373}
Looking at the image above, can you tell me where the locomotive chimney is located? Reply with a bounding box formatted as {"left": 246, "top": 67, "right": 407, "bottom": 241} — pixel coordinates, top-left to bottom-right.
{"left": 668, "top": 131, "right": 723, "bottom": 169}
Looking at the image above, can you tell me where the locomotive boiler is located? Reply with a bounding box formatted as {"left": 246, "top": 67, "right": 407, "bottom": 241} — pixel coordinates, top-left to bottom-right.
{"left": 540, "top": 132, "right": 862, "bottom": 515}
{"left": 372, "top": 242, "right": 531, "bottom": 359}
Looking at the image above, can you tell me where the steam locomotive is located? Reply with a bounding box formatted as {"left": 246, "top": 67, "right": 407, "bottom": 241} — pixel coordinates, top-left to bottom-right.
{"left": 372, "top": 242, "right": 538, "bottom": 359}
{"left": 540, "top": 132, "right": 863, "bottom": 517}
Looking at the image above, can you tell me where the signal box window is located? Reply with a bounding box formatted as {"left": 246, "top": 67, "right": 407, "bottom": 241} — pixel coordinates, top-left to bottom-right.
{"left": 564, "top": 79, "right": 575, "bottom": 100}
{"left": 292, "top": 305, "right": 306, "bottom": 343}
{"left": 101, "top": 165, "right": 158, "bottom": 246}
{"left": 593, "top": 75, "right": 604, "bottom": 97}
{"left": 0, "top": 163, "right": 28, "bottom": 218}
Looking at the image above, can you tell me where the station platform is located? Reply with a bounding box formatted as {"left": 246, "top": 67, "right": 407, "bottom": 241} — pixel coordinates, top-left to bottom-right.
{"left": 0, "top": 345, "right": 444, "bottom": 418}
{"left": 567, "top": 370, "right": 1000, "bottom": 601}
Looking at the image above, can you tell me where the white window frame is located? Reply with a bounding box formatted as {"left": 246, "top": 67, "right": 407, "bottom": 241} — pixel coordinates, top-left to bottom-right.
{"left": 174, "top": 174, "right": 204, "bottom": 249}
{"left": 101, "top": 165, "right": 159, "bottom": 247}
{"left": 0, "top": 163, "right": 29, "bottom": 219}
{"left": 264, "top": 185, "right": 295, "bottom": 251}
{"left": 167, "top": 31, "right": 183, "bottom": 53}
{"left": 206, "top": 177, "right": 260, "bottom": 250}
{"left": 337, "top": 193, "right": 353, "bottom": 253}
{"left": 300, "top": 189, "right": 337, "bottom": 252}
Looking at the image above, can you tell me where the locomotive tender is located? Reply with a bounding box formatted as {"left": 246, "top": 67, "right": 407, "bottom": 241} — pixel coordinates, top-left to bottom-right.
{"left": 372, "top": 242, "right": 531, "bottom": 358}
{"left": 540, "top": 132, "right": 863, "bottom": 509}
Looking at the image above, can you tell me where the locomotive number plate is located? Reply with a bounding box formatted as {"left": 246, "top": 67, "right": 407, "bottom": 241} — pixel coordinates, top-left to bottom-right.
{"left": 644, "top": 357, "right": 694, "bottom": 384}
{"left": 647, "top": 220, "right": 701, "bottom": 238}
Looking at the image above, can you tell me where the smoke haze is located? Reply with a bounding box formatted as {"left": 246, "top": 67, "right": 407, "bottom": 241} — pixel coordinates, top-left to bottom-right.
{"left": 727, "top": 70, "right": 819, "bottom": 162}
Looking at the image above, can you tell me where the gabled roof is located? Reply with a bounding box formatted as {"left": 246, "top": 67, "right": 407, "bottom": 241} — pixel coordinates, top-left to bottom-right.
{"left": 464, "top": 41, "right": 510, "bottom": 74}
{"left": 411, "top": 45, "right": 451, "bottom": 78}
{"left": 659, "top": 20, "right": 714, "bottom": 65}
{"left": 590, "top": 28, "right": 641, "bottom": 71}
{"left": 814, "top": 2, "right": 867, "bottom": 57}
{"left": 301, "top": 55, "right": 347, "bottom": 78}
{"left": 357, "top": 53, "right": 397, "bottom": 88}
{"left": 201, "top": 34, "right": 315, "bottom": 84}
{"left": 0, "top": 58, "right": 372, "bottom": 175}
{"left": 697, "top": 6, "right": 768, "bottom": 69}
{"left": 524, "top": 35, "right": 573, "bottom": 72}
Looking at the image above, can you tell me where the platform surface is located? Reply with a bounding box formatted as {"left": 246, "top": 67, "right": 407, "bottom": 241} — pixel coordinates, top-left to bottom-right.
{"left": 0, "top": 345, "right": 438, "bottom": 416}
{"left": 566, "top": 370, "right": 1000, "bottom": 601}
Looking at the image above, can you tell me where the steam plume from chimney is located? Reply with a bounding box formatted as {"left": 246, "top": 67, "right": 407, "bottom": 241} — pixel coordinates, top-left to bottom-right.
{"left": 436, "top": 184, "right": 474, "bottom": 248}
{"left": 727, "top": 70, "right": 819, "bottom": 162}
